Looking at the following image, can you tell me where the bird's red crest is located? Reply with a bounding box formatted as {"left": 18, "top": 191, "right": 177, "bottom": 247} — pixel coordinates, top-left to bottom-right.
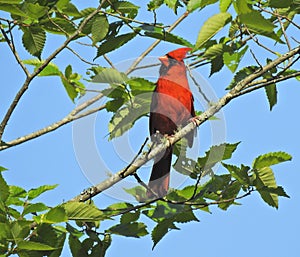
{"left": 166, "top": 47, "right": 192, "bottom": 61}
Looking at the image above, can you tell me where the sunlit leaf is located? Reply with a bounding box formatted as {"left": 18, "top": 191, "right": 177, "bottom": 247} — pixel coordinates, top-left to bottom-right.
{"left": 27, "top": 184, "right": 58, "bottom": 200}
{"left": 109, "top": 222, "right": 148, "bottom": 238}
{"left": 253, "top": 151, "right": 292, "bottom": 169}
{"left": 195, "top": 12, "right": 232, "bottom": 49}
{"left": 22, "top": 26, "right": 46, "bottom": 59}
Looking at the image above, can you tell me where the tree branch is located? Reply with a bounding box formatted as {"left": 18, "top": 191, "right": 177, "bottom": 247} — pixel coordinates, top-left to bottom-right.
{"left": 0, "top": 93, "right": 105, "bottom": 151}
{"left": 0, "top": 3, "right": 106, "bottom": 141}
{"left": 69, "top": 45, "right": 300, "bottom": 203}
{"left": 125, "top": 11, "right": 190, "bottom": 75}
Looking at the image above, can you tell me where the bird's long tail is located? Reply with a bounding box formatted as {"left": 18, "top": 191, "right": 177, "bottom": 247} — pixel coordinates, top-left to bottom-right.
{"left": 147, "top": 149, "right": 172, "bottom": 198}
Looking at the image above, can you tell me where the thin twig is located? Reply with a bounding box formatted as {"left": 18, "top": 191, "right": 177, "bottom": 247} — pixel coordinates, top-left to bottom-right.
{"left": 0, "top": 93, "right": 105, "bottom": 151}
{"left": 66, "top": 46, "right": 99, "bottom": 66}
{"left": 125, "top": 11, "right": 190, "bottom": 75}
{"left": 0, "top": 3, "right": 106, "bottom": 141}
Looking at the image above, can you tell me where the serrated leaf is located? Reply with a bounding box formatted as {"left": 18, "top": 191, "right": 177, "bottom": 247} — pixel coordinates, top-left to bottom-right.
{"left": 187, "top": 0, "right": 218, "bottom": 12}
{"left": 24, "top": 59, "right": 61, "bottom": 76}
{"left": 43, "top": 206, "right": 67, "bottom": 223}
{"left": 91, "top": 15, "right": 109, "bottom": 44}
{"left": 151, "top": 219, "right": 178, "bottom": 249}
{"left": 64, "top": 202, "right": 105, "bottom": 221}
{"left": 120, "top": 211, "right": 140, "bottom": 224}
{"left": 17, "top": 241, "right": 57, "bottom": 251}
{"left": 22, "top": 26, "right": 46, "bottom": 59}
{"left": 92, "top": 68, "right": 128, "bottom": 84}
{"left": 24, "top": 2, "right": 47, "bottom": 19}
{"left": 220, "top": 0, "right": 232, "bottom": 12}
{"left": 108, "top": 94, "right": 151, "bottom": 139}
{"left": 41, "top": 18, "right": 76, "bottom": 35}
{"left": 198, "top": 142, "right": 240, "bottom": 169}
{"left": 210, "top": 54, "right": 224, "bottom": 76}
{"left": 113, "top": 1, "right": 139, "bottom": 19}
{"left": 253, "top": 151, "right": 292, "bottom": 170}
{"left": 255, "top": 167, "right": 278, "bottom": 208}
{"left": 0, "top": 172, "right": 9, "bottom": 202}
{"left": 218, "top": 180, "right": 242, "bottom": 210}
{"left": 195, "top": 12, "right": 232, "bottom": 49}
{"left": 109, "top": 222, "right": 148, "bottom": 238}
{"left": 227, "top": 66, "right": 258, "bottom": 89}
{"left": 239, "top": 11, "right": 281, "bottom": 41}
{"left": 22, "top": 203, "right": 49, "bottom": 216}
{"left": 265, "top": 84, "right": 277, "bottom": 111}
{"left": 223, "top": 45, "right": 248, "bottom": 73}
{"left": 123, "top": 186, "right": 146, "bottom": 202}
{"left": 127, "top": 77, "right": 155, "bottom": 95}
{"left": 94, "top": 33, "right": 136, "bottom": 60}
{"left": 222, "top": 163, "right": 251, "bottom": 186}
{"left": 147, "top": 0, "right": 164, "bottom": 10}
{"left": 0, "top": 4, "right": 27, "bottom": 17}
{"left": 60, "top": 76, "right": 78, "bottom": 102}
{"left": 27, "top": 184, "right": 58, "bottom": 200}
{"left": 144, "top": 30, "right": 193, "bottom": 47}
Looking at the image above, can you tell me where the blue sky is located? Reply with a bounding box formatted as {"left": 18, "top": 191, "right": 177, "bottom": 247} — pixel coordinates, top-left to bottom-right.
{"left": 1, "top": 1, "right": 300, "bottom": 256}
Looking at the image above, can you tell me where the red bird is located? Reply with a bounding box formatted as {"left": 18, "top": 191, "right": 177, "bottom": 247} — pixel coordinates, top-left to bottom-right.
{"left": 148, "top": 47, "right": 196, "bottom": 198}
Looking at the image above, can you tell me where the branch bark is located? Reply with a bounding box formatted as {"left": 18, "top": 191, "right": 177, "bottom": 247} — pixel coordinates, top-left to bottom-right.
{"left": 69, "top": 45, "right": 300, "bottom": 203}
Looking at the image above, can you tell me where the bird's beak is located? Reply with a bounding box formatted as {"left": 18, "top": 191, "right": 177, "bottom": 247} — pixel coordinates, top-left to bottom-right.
{"left": 159, "top": 55, "right": 169, "bottom": 66}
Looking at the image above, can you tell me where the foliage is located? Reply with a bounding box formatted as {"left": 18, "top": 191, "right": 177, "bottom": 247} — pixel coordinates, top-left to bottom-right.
{"left": 0, "top": 0, "right": 299, "bottom": 256}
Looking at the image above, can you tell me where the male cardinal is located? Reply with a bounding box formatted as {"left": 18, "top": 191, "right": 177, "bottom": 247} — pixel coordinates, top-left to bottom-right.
{"left": 148, "top": 47, "right": 195, "bottom": 198}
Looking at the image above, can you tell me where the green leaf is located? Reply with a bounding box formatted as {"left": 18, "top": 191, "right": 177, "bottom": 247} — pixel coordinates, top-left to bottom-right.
{"left": 143, "top": 30, "right": 193, "bottom": 47}
{"left": 254, "top": 167, "right": 279, "bottom": 208}
{"left": 0, "top": 166, "right": 7, "bottom": 172}
{"left": 147, "top": 0, "right": 164, "bottom": 11}
{"left": 151, "top": 219, "right": 178, "bottom": 249}
{"left": 164, "top": 0, "right": 182, "bottom": 14}
{"left": 22, "top": 26, "right": 46, "bottom": 59}
{"left": 41, "top": 18, "right": 76, "bottom": 35}
{"left": 253, "top": 152, "right": 292, "bottom": 170}
{"left": 222, "top": 163, "right": 251, "bottom": 186}
{"left": 120, "top": 211, "right": 140, "bottom": 224}
{"left": 22, "top": 203, "right": 49, "bottom": 216}
{"left": 60, "top": 76, "right": 78, "bottom": 102}
{"left": 223, "top": 45, "right": 248, "bottom": 73}
{"left": 17, "top": 241, "right": 57, "bottom": 251}
{"left": 0, "top": 172, "right": 9, "bottom": 202}
{"left": 219, "top": 0, "right": 232, "bottom": 12}
{"left": 218, "top": 180, "right": 242, "bottom": 210}
{"left": 43, "top": 206, "right": 67, "bottom": 223}
{"left": 197, "top": 142, "right": 240, "bottom": 169}
{"left": 233, "top": 0, "right": 252, "bottom": 14}
{"left": 210, "top": 55, "right": 224, "bottom": 76}
{"left": 268, "top": 0, "right": 292, "bottom": 8}
{"left": 123, "top": 186, "right": 146, "bottom": 202}
{"left": 195, "top": 12, "right": 232, "bottom": 49}
{"left": 239, "top": 11, "right": 280, "bottom": 41}
{"left": 108, "top": 94, "right": 151, "bottom": 140}
{"left": 113, "top": 1, "right": 139, "bottom": 19}
{"left": 265, "top": 84, "right": 277, "bottom": 111}
{"left": 27, "top": 184, "right": 58, "bottom": 200}
{"left": 227, "top": 66, "right": 258, "bottom": 89}
{"left": 24, "top": 60, "right": 61, "bottom": 77}
{"left": 24, "top": 2, "right": 47, "bottom": 19}
{"left": 64, "top": 202, "right": 105, "bottom": 221}
{"left": 127, "top": 77, "right": 155, "bottom": 95}
{"left": 0, "top": 4, "right": 27, "bottom": 17}
{"left": 94, "top": 33, "right": 136, "bottom": 60}
{"left": 109, "top": 222, "right": 148, "bottom": 238}
{"left": 91, "top": 67, "right": 128, "bottom": 84}
{"left": 91, "top": 15, "right": 109, "bottom": 44}
{"left": 0, "top": 0, "right": 22, "bottom": 3}
{"left": 187, "top": 0, "right": 218, "bottom": 12}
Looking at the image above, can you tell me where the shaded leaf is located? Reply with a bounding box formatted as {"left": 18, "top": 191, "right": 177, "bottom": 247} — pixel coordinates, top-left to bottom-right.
{"left": 151, "top": 219, "right": 178, "bottom": 249}
{"left": 268, "top": 0, "right": 292, "bottom": 8}
{"left": 95, "top": 33, "right": 136, "bottom": 60}
{"left": 227, "top": 66, "right": 258, "bottom": 89}
{"left": 109, "top": 222, "right": 148, "bottom": 238}
{"left": 91, "top": 15, "right": 109, "bottom": 44}
{"left": 223, "top": 45, "right": 248, "bottom": 73}
{"left": 43, "top": 206, "right": 67, "bottom": 223}
{"left": 195, "top": 12, "right": 232, "bottom": 49}
{"left": 22, "top": 26, "right": 46, "bottom": 59}
{"left": 41, "top": 18, "right": 77, "bottom": 35}
{"left": 265, "top": 84, "right": 277, "bottom": 111}
{"left": 0, "top": 172, "right": 9, "bottom": 202}
{"left": 222, "top": 163, "right": 251, "bottom": 186}
{"left": 22, "top": 203, "right": 49, "bottom": 216}
{"left": 218, "top": 180, "right": 242, "bottom": 210}
{"left": 17, "top": 241, "right": 57, "bottom": 251}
